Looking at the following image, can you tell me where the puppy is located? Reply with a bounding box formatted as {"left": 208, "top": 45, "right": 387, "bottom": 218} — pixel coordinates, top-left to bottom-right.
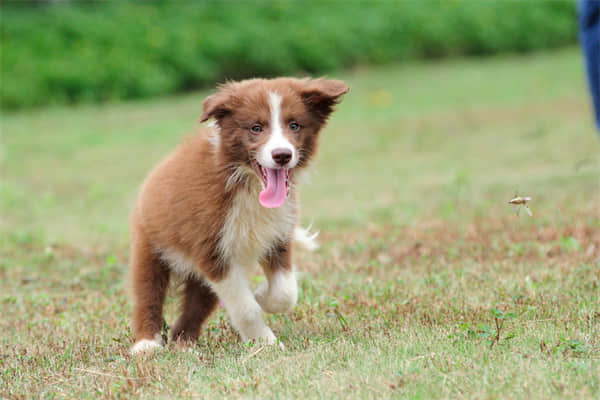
{"left": 129, "top": 78, "right": 348, "bottom": 353}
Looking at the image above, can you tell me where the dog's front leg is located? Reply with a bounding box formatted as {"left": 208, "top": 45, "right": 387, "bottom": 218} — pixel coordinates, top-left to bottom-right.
{"left": 209, "top": 264, "right": 279, "bottom": 346}
{"left": 255, "top": 241, "right": 298, "bottom": 314}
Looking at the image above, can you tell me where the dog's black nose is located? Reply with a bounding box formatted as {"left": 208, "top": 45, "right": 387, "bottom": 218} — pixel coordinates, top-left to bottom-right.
{"left": 272, "top": 148, "right": 292, "bottom": 166}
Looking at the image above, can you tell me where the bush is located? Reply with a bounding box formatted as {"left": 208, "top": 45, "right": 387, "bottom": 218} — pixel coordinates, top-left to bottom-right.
{"left": 0, "top": 1, "right": 577, "bottom": 109}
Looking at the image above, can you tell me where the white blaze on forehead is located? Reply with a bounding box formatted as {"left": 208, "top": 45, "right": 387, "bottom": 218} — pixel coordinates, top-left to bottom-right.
{"left": 269, "top": 92, "right": 284, "bottom": 137}
{"left": 257, "top": 91, "right": 297, "bottom": 169}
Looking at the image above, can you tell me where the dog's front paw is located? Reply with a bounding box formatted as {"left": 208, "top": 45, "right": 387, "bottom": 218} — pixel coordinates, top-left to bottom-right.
{"left": 254, "top": 281, "right": 270, "bottom": 309}
{"left": 242, "top": 326, "right": 285, "bottom": 349}
{"left": 254, "top": 274, "right": 298, "bottom": 314}
{"left": 256, "top": 330, "right": 286, "bottom": 350}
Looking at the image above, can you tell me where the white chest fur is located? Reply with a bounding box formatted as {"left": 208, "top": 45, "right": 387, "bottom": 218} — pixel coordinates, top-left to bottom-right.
{"left": 218, "top": 183, "right": 296, "bottom": 268}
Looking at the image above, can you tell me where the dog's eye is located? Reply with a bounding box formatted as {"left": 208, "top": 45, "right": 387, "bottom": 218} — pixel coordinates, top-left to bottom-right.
{"left": 250, "top": 125, "right": 263, "bottom": 134}
{"left": 289, "top": 122, "right": 300, "bottom": 132}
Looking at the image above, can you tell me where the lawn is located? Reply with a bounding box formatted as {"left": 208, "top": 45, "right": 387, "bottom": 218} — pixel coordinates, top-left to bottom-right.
{"left": 1, "top": 47, "right": 599, "bottom": 399}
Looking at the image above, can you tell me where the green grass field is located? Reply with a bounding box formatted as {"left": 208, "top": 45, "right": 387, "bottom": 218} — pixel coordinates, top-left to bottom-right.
{"left": 1, "top": 47, "right": 599, "bottom": 399}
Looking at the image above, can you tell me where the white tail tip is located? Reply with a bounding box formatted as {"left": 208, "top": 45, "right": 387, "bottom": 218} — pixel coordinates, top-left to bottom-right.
{"left": 293, "top": 225, "right": 319, "bottom": 252}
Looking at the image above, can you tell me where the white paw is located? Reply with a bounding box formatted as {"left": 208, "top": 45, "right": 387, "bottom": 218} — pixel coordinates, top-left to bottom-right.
{"left": 243, "top": 327, "right": 285, "bottom": 350}
{"left": 254, "top": 281, "right": 270, "bottom": 309}
{"left": 130, "top": 334, "right": 163, "bottom": 355}
{"left": 260, "top": 327, "right": 278, "bottom": 346}
{"left": 254, "top": 273, "right": 298, "bottom": 314}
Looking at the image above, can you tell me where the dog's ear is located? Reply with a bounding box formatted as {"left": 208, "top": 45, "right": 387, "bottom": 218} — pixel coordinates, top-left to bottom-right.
{"left": 300, "top": 79, "right": 349, "bottom": 121}
{"left": 200, "top": 91, "right": 232, "bottom": 122}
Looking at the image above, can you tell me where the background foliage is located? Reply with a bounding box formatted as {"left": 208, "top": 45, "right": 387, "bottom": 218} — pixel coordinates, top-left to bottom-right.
{"left": 0, "top": 1, "right": 577, "bottom": 109}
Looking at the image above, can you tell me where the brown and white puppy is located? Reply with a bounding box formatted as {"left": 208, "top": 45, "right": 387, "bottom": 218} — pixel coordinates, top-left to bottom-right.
{"left": 129, "top": 78, "right": 348, "bottom": 353}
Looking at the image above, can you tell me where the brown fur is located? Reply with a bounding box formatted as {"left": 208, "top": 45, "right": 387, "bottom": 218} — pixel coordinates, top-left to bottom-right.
{"left": 263, "top": 239, "right": 292, "bottom": 278}
{"left": 129, "top": 78, "right": 348, "bottom": 345}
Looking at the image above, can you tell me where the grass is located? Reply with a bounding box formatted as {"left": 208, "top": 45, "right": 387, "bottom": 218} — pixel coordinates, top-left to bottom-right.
{"left": 1, "top": 47, "right": 599, "bottom": 399}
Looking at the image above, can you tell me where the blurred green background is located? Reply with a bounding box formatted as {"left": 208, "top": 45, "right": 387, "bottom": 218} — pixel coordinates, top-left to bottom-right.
{"left": 1, "top": 0, "right": 577, "bottom": 109}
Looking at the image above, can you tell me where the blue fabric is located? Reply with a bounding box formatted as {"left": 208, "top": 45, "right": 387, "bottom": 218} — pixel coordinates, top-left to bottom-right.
{"left": 578, "top": 0, "right": 600, "bottom": 131}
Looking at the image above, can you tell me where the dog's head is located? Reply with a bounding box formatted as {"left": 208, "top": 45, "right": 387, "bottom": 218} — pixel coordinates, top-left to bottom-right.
{"left": 200, "top": 78, "right": 349, "bottom": 208}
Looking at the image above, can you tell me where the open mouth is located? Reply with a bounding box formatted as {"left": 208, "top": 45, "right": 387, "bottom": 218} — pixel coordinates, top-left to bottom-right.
{"left": 255, "top": 163, "right": 291, "bottom": 208}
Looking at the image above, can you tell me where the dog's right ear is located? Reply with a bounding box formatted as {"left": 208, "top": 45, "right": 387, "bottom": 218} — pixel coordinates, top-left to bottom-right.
{"left": 299, "top": 79, "right": 349, "bottom": 122}
{"left": 200, "top": 91, "right": 232, "bottom": 122}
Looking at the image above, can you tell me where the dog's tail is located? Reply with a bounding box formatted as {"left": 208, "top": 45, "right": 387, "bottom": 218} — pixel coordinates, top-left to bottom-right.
{"left": 293, "top": 224, "right": 319, "bottom": 252}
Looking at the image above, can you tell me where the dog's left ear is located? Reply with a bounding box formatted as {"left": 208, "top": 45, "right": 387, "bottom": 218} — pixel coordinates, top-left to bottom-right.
{"left": 300, "top": 79, "right": 349, "bottom": 121}
{"left": 200, "top": 91, "right": 232, "bottom": 122}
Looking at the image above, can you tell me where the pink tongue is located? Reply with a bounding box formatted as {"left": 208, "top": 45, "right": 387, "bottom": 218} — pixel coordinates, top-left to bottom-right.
{"left": 259, "top": 168, "right": 287, "bottom": 208}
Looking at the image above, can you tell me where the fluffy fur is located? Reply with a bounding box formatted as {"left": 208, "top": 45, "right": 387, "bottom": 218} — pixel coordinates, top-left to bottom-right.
{"left": 129, "top": 77, "right": 348, "bottom": 353}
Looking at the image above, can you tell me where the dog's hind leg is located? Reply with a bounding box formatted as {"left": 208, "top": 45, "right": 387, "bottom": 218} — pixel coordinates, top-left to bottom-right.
{"left": 170, "top": 277, "right": 218, "bottom": 344}
{"left": 130, "top": 228, "right": 170, "bottom": 354}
